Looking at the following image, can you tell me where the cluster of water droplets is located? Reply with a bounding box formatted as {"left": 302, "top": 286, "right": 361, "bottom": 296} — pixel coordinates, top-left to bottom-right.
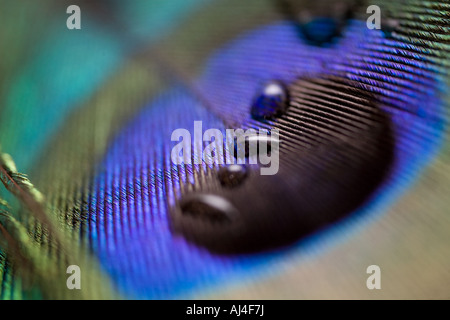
{"left": 176, "top": 2, "right": 398, "bottom": 225}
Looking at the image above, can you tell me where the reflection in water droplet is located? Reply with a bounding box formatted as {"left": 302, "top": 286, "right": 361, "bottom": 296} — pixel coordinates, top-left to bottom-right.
{"left": 251, "top": 81, "right": 289, "bottom": 120}
{"left": 218, "top": 165, "right": 248, "bottom": 188}
{"left": 179, "top": 194, "right": 237, "bottom": 223}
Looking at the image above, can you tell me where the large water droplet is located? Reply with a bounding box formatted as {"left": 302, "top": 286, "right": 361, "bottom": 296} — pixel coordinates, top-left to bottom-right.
{"left": 251, "top": 81, "right": 289, "bottom": 120}
{"left": 218, "top": 165, "right": 248, "bottom": 188}
{"left": 179, "top": 194, "right": 237, "bottom": 224}
{"left": 233, "top": 133, "right": 277, "bottom": 160}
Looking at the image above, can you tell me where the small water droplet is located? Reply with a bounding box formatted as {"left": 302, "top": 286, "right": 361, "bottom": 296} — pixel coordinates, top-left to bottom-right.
{"left": 251, "top": 81, "right": 289, "bottom": 120}
{"left": 299, "top": 16, "right": 340, "bottom": 45}
{"left": 296, "top": 1, "right": 354, "bottom": 46}
{"left": 276, "top": 0, "right": 356, "bottom": 45}
{"left": 218, "top": 165, "right": 248, "bottom": 188}
{"left": 382, "top": 18, "right": 399, "bottom": 38}
{"left": 179, "top": 194, "right": 237, "bottom": 224}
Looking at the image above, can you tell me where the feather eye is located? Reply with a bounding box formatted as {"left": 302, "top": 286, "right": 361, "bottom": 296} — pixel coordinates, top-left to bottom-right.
{"left": 170, "top": 76, "right": 395, "bottom": 254}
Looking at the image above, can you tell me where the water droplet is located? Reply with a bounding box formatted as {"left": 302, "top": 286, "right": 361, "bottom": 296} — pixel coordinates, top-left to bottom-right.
{"left": 251, "top": 81, "right": 289, "bottom": 120}
{"left": 382, "top": 18, "right": 399, "bottom": 38}
{"left": 233, "top": 134, "right": 277, "bottom": 160}
{"left": 299, "top": 16, "right": 340, "bottom": 45}
{"left": 296, "top": 1, "right": 354, "bottom": 46}
{"left": 179, "top": 194, "right": 237, "bottom": 224}
{"left": 218, "top": 165, "right": 248, "bottom": 188}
